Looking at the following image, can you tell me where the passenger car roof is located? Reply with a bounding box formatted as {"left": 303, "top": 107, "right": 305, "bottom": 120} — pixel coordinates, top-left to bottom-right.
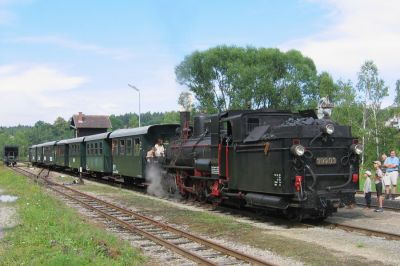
{"left": 109, "top": 124, "right": 179, "bottom": 138}
{"left": 36, "top": 141, "right": 57, "bottom": 147}
{"left": 84, "top": 132, "right": 111, "bottom": 142}
{"left": 57, "top": 137, "right": 85, "bottom": 145}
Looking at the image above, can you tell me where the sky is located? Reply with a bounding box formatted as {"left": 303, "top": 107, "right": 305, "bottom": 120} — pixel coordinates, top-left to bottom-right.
{"left": 1, "top": 0, "right": 400, "bottom": 126}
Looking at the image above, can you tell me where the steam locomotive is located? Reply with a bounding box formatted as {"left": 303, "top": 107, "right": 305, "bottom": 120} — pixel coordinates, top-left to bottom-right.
{"left": 162, "top": 109, "right": 362, "bottom": 220}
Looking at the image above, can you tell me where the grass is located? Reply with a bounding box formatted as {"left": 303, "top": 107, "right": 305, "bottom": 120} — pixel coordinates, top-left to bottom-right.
{"left": 0, "top": 166, "right": 145, "bottom": 265}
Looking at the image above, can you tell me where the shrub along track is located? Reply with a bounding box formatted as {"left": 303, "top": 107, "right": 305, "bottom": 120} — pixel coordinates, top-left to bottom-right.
{"left": 12, "top": 166, "right": 274, "bottom": 266}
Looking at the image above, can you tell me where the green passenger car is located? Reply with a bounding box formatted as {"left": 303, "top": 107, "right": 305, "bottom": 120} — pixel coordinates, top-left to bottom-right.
{"left": 66, "top": 137, "right": 85, "bottom": 172}
{"left": 109, "top": 124, "right": 179, "bottom": 182}
{"left": 36, "top": 144, "right": 44, "bottom": 164}
{"left": 36, "top": 141, "right": 57, "bottom": 166}
{"left": 29, "top": 145, "right": 37, "bottom": 164}
{"left": 55, "top": 140, "right": 69, "bottom": 167}
{"left": 84, "top": 132, "right": 112, "bottom": 174}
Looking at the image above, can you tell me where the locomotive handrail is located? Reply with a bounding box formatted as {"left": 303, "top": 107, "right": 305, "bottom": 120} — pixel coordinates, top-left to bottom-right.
{"left": 305, "top": 164, "right": 317, "bottom": 192}
{"left": 326, "top": 165, "right": 353, "bottom": 191}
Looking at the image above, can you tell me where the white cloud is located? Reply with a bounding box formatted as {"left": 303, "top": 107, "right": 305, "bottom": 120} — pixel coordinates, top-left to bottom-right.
{"left": 0, "top": 62, "right": 182, "bottom": 126}
{"left": 0, "top": 64, "right": 87, "bottom": 93}
{"left": 281, "top": 0, "right": 400, "bottom": 104}
{"left": 9, "top": 36, "right": 136, "bottom": 60}
{"left": 0, "top": 64, "right": 87, "bottom": 125}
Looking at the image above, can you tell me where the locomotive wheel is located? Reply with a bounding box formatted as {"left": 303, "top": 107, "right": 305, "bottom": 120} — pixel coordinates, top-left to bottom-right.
{"left": 162, "top": 173, "right": 178, "bottom": 195}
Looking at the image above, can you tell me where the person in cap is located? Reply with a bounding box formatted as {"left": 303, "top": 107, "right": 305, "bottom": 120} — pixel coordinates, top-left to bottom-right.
{"left": 363, "top": 170, "right": 372, "bottom": 209}
{"left": 373, "top": 160, "right": 384, "bottom": 212}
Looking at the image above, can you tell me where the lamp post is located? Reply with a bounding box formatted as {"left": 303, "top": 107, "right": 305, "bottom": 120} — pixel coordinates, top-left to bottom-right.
{"left": 128, "top": 84, "right": 141, "bottom": 127}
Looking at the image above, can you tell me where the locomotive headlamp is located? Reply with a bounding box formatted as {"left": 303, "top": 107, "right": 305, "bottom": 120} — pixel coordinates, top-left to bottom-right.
{"left": 291, "top": 144, "right": 305, "bottom": 156}
{"left": 350, "top": 144, "right": 363, "bottom": 155}
{"left": 324, "top": 124, "right": 335, "bottom": 135}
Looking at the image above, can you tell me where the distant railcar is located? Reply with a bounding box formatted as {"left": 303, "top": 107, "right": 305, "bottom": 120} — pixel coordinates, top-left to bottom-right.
{"left": 3, "top": 145, "right": 18, "bottom": 166}
{"left": 29, "top": 146, "right": 36, "bottom": 164}
{"left": 40, "top": 141, "right": 57, "bottom": 167}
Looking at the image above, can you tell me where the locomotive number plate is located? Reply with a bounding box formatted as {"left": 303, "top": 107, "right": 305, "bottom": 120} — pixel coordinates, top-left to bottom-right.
{"left": 316, "top": 157, "right": 337, "bottom": 165}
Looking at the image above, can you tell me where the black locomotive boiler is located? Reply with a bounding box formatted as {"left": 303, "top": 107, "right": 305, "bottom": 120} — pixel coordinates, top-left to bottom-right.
{"left": 162, "top": 109, "right": 362, "bottom": 220}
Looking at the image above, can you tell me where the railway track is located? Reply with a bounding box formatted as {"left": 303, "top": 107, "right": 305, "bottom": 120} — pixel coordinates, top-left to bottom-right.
{"left": 321, "top": 221, "right": 400, "bottom": 241}
{"left": 12, "top": 166, "right": 274, "bottom": 266}
{"left": 13, "top": 166, "right": 400, "bottom": 250}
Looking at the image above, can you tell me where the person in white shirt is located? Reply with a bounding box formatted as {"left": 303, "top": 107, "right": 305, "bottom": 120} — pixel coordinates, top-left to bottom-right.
{"left": 363, "top": 170, "right": 372, "bottom": 209}
{"left": 154, "top": 139, "right": 165, "bottom": 157}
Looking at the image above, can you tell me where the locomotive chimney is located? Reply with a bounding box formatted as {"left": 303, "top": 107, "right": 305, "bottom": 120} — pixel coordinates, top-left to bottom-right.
{"left": 180, "top": 111, "right": 190, "bottom": 139}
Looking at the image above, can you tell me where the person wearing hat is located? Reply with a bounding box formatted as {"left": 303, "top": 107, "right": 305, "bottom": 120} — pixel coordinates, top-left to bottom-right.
{"left": 373, "top": 160, "right": 384, "bottom": 212}
{"left": 363, "top": 170, "right": 372, "bottom": 209}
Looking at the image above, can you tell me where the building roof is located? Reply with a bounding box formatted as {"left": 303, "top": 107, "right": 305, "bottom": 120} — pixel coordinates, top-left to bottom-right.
{"left": 71, "top": 112, "right": 112, "bottom": 129}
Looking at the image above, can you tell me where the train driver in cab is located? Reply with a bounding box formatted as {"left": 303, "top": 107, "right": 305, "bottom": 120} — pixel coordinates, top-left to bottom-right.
{"left": 154, "top": 138, "right": 165, "bottom": 157}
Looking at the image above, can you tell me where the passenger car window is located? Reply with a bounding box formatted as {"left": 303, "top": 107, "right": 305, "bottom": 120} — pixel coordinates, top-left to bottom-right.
{"left": 134, "top": 138, "right": 140, "bottom": 156}
{"left": 112, "top": 140, "right": 118, "bottom": 155}
{"left": 119, "top": 139, "right": 125, "bottom": 155}
{"left": 126, "top": 138, "right": 132, "bottom": 155}
{"left": 99, "top": 142, "right": 103, "bottom": 155}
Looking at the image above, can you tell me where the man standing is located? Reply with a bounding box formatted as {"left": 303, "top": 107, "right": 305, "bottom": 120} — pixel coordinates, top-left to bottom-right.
{"left": 383, "top": 150, "right": 399, "bottom": 200}
{"left": 154, "top": 138, "right": 165, "bottom": 157}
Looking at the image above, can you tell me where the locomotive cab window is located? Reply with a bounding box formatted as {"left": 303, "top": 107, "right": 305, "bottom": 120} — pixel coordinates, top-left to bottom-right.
{"left": 247, "top": 118, "right": 259, "bottom": 133}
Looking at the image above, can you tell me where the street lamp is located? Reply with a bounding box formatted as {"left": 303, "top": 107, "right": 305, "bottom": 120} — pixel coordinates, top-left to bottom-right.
{"left": 128, "top": 84, "right": 141, "bottom": 127}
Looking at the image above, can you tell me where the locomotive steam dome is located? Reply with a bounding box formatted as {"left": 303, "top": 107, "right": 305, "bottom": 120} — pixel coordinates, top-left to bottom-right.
{"left": 193, "top": 114, "right": 210, "bottom": 138}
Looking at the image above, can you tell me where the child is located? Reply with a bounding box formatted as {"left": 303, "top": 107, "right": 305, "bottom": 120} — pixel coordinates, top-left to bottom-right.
{"left": 363, "top": 170, "right": 372, "bottom": 209}
{"left": 373, "top": 161, "right": 384, "bottom": 212}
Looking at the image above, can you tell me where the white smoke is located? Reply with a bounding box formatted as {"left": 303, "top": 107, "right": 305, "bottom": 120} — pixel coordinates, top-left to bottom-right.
{"left": 145, "top": 164, "right": 167, "bottom": 198}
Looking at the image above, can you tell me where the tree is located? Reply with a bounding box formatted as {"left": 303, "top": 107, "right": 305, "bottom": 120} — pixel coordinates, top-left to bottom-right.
{"left": 394, "top": 80, "right": 400, "bottom": 107}
{"left": 317, "top": 72, "right": 340, "bottom": 103}
{"left": 175, "top": 46, "right": 319, "bottom": 113}
{"left": 357, "top": 60, "right": 388, "bottom": 163}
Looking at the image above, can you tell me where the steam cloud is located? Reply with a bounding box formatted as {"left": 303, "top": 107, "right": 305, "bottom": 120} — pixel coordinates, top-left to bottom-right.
{"left": 145, "top": 164, "right": 167, "bottom": 198}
